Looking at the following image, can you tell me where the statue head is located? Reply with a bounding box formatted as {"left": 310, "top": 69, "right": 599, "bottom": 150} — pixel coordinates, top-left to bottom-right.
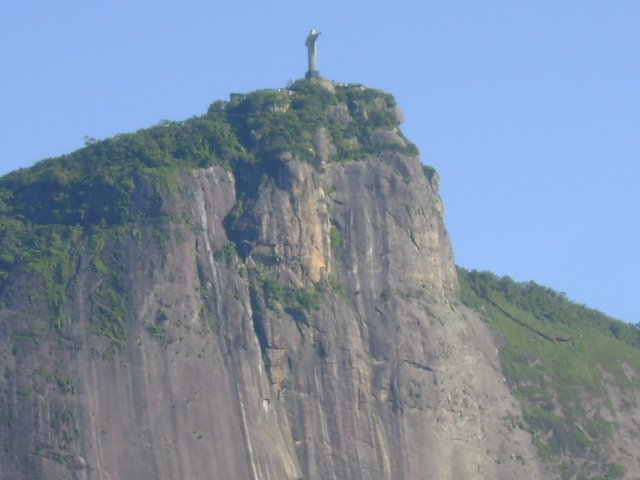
{"left": 306, "top": 29, "right": 321, "bottom": 44}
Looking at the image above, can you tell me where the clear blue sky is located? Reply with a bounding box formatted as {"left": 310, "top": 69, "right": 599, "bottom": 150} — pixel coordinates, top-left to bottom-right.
{"left": 1, "top": 1, "right": 638, "bottom": 323}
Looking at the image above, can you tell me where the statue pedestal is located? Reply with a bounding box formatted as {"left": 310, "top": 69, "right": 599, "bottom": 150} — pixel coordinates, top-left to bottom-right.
{"left": 305, "top": 70, "right": 320, "bottom": 80}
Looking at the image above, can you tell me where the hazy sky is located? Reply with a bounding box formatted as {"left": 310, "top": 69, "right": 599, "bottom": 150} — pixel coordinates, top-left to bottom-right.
{"left": 1, "top": 1, "right": 638, "bottom": 323}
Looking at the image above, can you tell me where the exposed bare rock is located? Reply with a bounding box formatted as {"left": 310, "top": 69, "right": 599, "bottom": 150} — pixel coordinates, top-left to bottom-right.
{"left": 12, "top": 82, "right": 629, "bottom": 479}
{"left": 0, "top": 148, "right": 546, "bottom": 479}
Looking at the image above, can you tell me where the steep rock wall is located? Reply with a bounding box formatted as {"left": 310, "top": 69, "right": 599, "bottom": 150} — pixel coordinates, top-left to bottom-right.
{"left": 0, "top": 150, "right": 543, "bottom": 479}
{"left": 246, "top": 152, "right": 542, "bottom": 479}
{"left": 0, "top": 80, "right": 549, "bottom": 479}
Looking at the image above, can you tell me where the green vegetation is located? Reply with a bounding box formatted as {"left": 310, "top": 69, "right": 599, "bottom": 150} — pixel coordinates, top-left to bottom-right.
{"left": 380, "top": 288, "right": 392, "bottom": 302}
{"left": 224, "top": 80, "right": 415, "bottom": 165}
{"left": 11, "top": 329, "right": 40, "bottom": 345}
{"left": 56, "top": 375, "right": 74, "bottom": 395}
{"left": 458, "top": 268, "right": 640, "bottom": 477}
{"left": 329, "top": 275, "right": 349, "bottom": 302}
{"left": 146, "top": 324, "right": 169, "bottom": 345}
{"left": 0, "top": 81, "right": 415, "bottom": 351}
{"left": 90, "top": 281, "right": 127, "bottom": 349}
{"left": 0, "top": 81, "right": 410, "bottom": 235}
{"left": 214, "top": 242, "right": 238, "bottom": 267}
{"left": 329, "top": 226, "right": 343, "bottom": 250}
{"left": 86, "top": 225, "right": 130, "bottom": 351}
{"left": 262, "top": 276, "right": 322, "bottom": 319}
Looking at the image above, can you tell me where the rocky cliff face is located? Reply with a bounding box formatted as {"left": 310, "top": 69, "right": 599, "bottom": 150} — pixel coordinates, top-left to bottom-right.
{"left": 1, "top": 81, "right": 548, "bottom": 479}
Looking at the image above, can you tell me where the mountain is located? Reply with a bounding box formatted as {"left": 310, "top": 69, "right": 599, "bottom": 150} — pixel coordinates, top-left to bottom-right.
{"left": 0, "top": 79, "right": 638, "bottom": 479}
{"left": 458, "top": 269, "right": 640, "bottom": 479}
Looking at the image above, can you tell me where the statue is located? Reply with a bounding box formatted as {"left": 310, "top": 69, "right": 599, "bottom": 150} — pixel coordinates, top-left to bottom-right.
{"left": 305, "top": 29, "right": 321, "bottom": 79}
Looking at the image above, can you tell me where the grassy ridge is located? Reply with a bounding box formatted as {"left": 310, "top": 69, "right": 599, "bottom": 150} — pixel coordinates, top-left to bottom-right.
{"left": 458, "top": 268, "right": 640, "bottom": 479}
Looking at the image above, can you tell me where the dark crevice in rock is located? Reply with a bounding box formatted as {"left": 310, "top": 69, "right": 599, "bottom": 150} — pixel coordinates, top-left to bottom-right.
{"left": 223, "top": 156, "right": 288, "bottom": 260}
{"left": 248, "top": 281, "right": 272, "bottom": 380}
{"left": 403, "top": 360, "right": 434, "bottom": 372}
{"left": 484, "top": 296, "right": 576, "bottom": 345}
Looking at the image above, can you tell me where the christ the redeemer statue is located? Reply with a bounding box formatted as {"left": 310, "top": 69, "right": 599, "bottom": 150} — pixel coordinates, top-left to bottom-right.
{"left": 305, "top": 29, "right": 321, "bottom": 79}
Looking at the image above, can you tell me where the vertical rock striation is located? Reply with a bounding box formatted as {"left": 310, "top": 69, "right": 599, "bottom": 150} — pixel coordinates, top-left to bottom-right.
{"left": 0, "top": 82, "right": 543, "bottom": 479}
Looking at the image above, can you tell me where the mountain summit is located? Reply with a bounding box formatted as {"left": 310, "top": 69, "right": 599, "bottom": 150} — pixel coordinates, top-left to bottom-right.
{"left": 0, "top": 80, "right": 638, "bottom": 479}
